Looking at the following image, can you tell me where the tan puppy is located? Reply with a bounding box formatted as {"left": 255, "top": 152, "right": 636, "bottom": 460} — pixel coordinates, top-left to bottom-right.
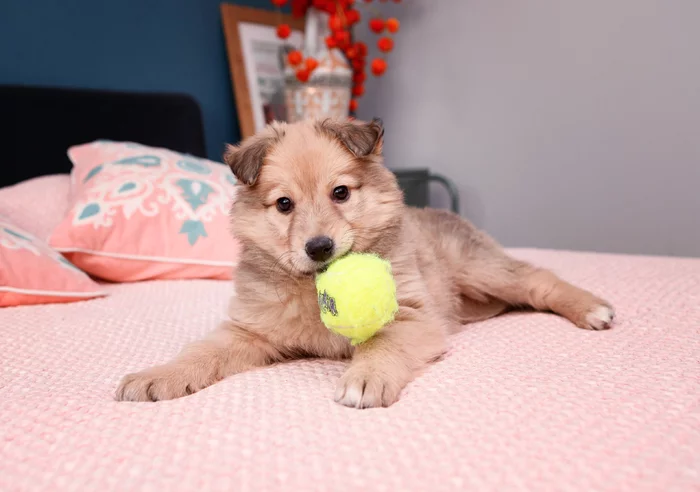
{"left": 116, "top": 118, "right": 614, "bottom": 408}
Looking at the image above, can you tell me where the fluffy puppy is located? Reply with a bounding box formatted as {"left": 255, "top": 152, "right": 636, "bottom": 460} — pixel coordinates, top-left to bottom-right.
{"left": 116, "top": 118, "right": 614, "bottom": 408}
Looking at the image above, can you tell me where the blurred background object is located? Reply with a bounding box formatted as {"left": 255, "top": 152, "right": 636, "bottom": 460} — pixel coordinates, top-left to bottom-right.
{"left": 221, "top": 4, "right": 305, "bottom": 138}
{"left": 271, "top": 0, "right": 403, "bottom": 119}
{"left": 281, "top": 8, "right": 353, "bottom": 124}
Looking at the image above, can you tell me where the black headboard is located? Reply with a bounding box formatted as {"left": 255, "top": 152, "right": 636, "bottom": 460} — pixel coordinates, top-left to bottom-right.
{"left": 2, "top": 85, "right": 207, "bottom": 188}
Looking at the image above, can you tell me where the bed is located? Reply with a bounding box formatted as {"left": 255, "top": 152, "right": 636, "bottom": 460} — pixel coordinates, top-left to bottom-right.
{"left": 1, "top": 85, "right": 699, "bottom": 491}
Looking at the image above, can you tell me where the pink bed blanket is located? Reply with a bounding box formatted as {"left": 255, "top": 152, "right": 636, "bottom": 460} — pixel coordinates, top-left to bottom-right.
{"left": 1, "top": 249, "right": 698, "bottom": 491}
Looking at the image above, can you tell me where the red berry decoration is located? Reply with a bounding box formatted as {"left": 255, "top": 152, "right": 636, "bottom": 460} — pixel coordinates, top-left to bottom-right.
{"left": 352, "top": 85, "right": 365, "bottom": 97}
{"left": 334, "top": 30, "right": 350, "bottom": 47}
{"left": 346, "top": 10, "right": 361, "bottom": 24}
{"left": 305, "top": 57, "right": 319, "bottom": 71}
{"left": 371, "top": 58, "right": 387, "bottom": 76}
{"left": 386, "top": 18, "right": 400, "bottom": 33}
{"left": 287, "top": 50, "right": 303, "bottom": 66}
{"left": 377, "top": 37, "right": 394, "bottom": 52}
{"left": 356, "top": 41, "right": 368, "bottom": 57}
{"left": 329, "top": 15, "right": 345, "bottom": 32}
{"left": 276, "top": 24, "right": 292, "bottom": 39}
{"left": 349, "top": 99, "right": 359, "bottom": 112}
{"left": 353, "top": 71, "right": 367, "bottom": 84}
{"left": 275, "top": 0, "right": 402, "bottom": 88}
{"left": 369, "top": 18, "right": 385, "bottom": 33}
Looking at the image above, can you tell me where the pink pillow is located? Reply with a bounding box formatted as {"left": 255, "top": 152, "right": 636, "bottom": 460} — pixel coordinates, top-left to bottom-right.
{"left": 49, "top": 141, "right": 240, "bottom": 282}
{"left": 0, "top": 174, "right": 71, "bottom": 241}
{"left": 0, "top": 216, "right": 106, "bottom": 307}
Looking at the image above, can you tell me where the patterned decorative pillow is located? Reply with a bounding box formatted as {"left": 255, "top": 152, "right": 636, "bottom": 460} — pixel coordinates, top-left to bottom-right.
{"left": 0, "top": 216, "right": 106, "bottom": 307}
{"left": 48, "top": 141, "right": 241, "bottom": 282}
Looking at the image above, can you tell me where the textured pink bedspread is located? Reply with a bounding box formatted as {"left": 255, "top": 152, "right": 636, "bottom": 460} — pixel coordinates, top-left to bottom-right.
{"left": 1, "top": 249, "right": 699, "bottom": 491}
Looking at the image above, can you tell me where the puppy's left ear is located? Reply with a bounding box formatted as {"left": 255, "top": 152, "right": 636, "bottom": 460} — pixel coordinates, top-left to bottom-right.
{"left": 317, "top": 118, "right": 384, "bottom": 157}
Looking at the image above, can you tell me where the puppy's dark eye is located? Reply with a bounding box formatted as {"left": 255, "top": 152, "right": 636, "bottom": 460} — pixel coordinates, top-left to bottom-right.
{"left": 276, "top": 197, "right": 294, "bottom": 213}
{"left": 332, "top": 185, "right": 350, "bottom": 203}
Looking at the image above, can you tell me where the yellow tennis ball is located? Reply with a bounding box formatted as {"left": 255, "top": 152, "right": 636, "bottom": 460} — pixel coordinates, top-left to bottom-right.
{"left": 316, "top": 253, "right": 399, "bottom": 345}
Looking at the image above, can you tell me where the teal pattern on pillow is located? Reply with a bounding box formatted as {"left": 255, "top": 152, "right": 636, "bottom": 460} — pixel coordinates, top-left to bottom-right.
{"left": 69, "top": 149, "right": 237, "bottom": 247}
{"left": 114, "top": 155, "right": 162, "bottom": 167}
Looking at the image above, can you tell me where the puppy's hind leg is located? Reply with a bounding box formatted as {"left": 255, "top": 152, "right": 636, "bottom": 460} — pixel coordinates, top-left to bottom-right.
{"left": 457, "top": 294, "right": 509, "bottom": 326}
{"left": 459, "top": 249, "right": 614, "bottom": 331}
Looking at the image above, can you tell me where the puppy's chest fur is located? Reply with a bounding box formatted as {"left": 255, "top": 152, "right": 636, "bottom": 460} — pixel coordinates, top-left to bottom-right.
{"left": 230, "top": 270, "right": 352, "bottom": 360}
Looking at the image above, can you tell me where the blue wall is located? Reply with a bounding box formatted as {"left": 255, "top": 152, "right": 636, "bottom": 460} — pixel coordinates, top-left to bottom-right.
{"left": 0, "top": 0, "right": 275, "bottom": 159}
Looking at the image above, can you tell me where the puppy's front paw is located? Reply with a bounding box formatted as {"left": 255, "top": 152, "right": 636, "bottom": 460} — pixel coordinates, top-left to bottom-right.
{"left": 334, "top": 365, "right": 405, "bottom": 409}
{"left": 579, "top": 304, "right": 615, "bottom": 331}
{"left": 116, "top": 364, "right": 203, "bottom": 402}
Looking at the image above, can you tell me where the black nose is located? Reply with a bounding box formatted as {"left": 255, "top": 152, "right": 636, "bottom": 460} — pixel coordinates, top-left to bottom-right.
{"left": 305, "top": 236, "right": 334, "bottom": 262}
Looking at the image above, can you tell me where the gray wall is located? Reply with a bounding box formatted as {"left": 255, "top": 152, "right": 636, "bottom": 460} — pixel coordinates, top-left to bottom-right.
{"left": 357, "top": 0, "right": 700, "bottom": 257}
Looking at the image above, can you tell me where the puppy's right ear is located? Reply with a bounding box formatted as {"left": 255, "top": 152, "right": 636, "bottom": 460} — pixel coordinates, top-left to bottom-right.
{"left": 223, "top": 131, "right": 278, "bottom": 185}
{"left": 223, "top": 143, "right": 262, "bottom": 186}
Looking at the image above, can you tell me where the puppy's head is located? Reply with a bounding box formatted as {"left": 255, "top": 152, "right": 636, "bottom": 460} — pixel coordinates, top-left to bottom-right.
{"left": 225, "top": 118, "right": 403, "bottom": 277}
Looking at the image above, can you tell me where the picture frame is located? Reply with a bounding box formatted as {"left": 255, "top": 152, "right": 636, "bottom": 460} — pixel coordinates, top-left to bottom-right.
{"left": 220, "top": 4, "right": 305, "bottom": 139}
